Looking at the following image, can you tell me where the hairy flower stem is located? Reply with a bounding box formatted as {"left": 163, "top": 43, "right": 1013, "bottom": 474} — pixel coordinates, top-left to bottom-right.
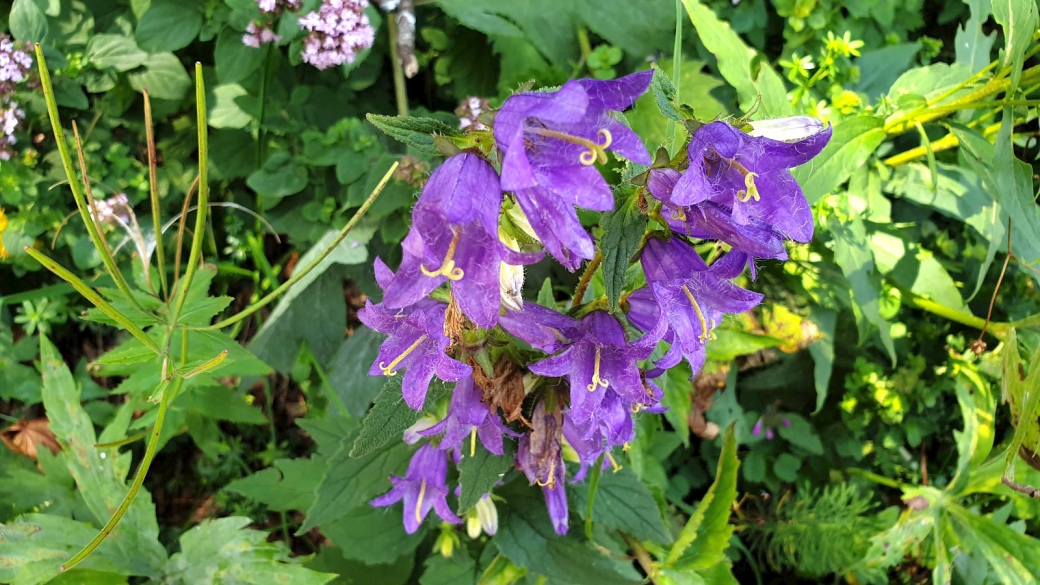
{"left": 201, "top": 162, "right": 399, "bottom": 330}
{"left": 573, "top": 250, "right": 603, "bottom": 304}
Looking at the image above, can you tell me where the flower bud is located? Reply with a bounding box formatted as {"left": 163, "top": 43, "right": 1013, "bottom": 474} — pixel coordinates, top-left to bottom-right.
{"left": 747, "top": 115, "right": 825, "bottom": 142}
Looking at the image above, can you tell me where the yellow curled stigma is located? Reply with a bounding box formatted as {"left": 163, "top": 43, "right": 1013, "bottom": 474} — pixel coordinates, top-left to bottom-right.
{"left": 421, "top": 231, "right": 465, "bottom": 281}
{"left": 587, "top": 347, "right": 610, "bottom": 391}
{"left": 528, "top": 127, "right": 613, "bottom": 166}
{"left": 379, "top": 334, "right": 428, "bottom": 376}
{"left": 470, "top": 427, "right": 478, "bottom": 458}
{"left": 415, "top": 479, "right": 428, "bottom": 524}
{"left": 536, "top": 457, "right": 557, "bottom": 489}
{"left": 736, "top": 171, "right": 760, "bottom": 203}
{"left": 681, "top": 285, "right": 712, "bottom": 342}
{"left": 669, "top": 207, "right": 687, "bottom": 222}
{"left": 606, "top": 452, "right": 622, "bottom": 473}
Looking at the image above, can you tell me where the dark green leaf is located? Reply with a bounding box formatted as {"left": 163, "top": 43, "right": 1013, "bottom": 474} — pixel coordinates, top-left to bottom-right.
{"left": 367, "top": 114, "right": 463, "bottom": 156}
{"left": 135, "top": 0, "right": 202, "bottom": 53}
{"left": 10, "top": 0, "right": 48, "bottom": 43}
{"left": 775, "top": 414, "right": 824, "bottom": 455}
{"left": 225, "top": 458, "right": 326, "bottom": 512}
{"left": 808, "top": 307, "right": 836, "bottom": 414}
{"left": 493, "top": 483, "right": 640, "bottom": 585}
{"left": 247, "top": 153, "right": 309, "bottom": 198}
{"left": 458, "top": 441, "right": 515, "bottom": 512}
{"left": 321, "top": 505, "right": 424, "bottom": 564}
{"left": 437, "top": 0, "right": 577, "bottom": 66}
{"left": 177, "top": 385, "right": 267, "bottom": 424}
{"left": 420, "top": 553, "right": 477, "bottom": 585}
{"left": 306, "top": 546, "right": 414, "bottom": 585}
{"left": 660, "top": 360, "right": 692, "bottom": 445}
{"left": 350, "top": 376, "right": 450, "bottom": 457}
{"left": 600, "top": 192, "right": 646, "bottom": 311}
{"left": 572, "top": 467, "right": 672, "bottom": 544}
{"left": 215, "top": 26, "right": 266, "bottom": 84}
{"left": 773, "top": 453, "right": 802, "bottom": 482}
{"left": 575, "top": 0, "right": 675, "bottom": 57}
{"left": 326, "top": 326, "right": 387, "bottom": 416}
{"left": 85, "top": 34, "right": 148, "bottom": 72}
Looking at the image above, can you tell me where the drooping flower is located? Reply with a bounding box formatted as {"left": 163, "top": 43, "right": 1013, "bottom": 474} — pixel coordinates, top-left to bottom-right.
{"left": 516, "top": 400, "right": 568, "bottom": 534}
{"left": 668, "top": 120, "right": 831, "bottom": 243}
{"left": 382, "top": 153, "right": 538, "bottom": 329}
{"left": 358, "top": 259, "right": 471, "bottom": 410}
{"left": 528, "top": 311, "right": 660, "bottom": 425}
{"left": 498, "top": 302, "right": 580, "bottom": 354}
{"left": 370, "top": 443, "right": 461, "bottom": 534}
{"left": 562, "top": 390, "right": 635, "bottom": 482}
{"left": 494, "top": 71, "right": 653, "bottom": 269}
{"left": 418, "top": 375, "right": 516, "bottom": 456}
{"left": 635, "top": 237, "right": 763, "bottom": 374}
{"left": 465, "top": 495, "right": 498, "bottom": 538}
{"left": 298, "top": 0, "right": 375, "bottom": 70}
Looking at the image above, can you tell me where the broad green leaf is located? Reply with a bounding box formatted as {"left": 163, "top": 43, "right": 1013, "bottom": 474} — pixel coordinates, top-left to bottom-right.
{"left": 955, "top": 0, "right": 996, "bottom": 74}
{"left": 704, "top": 328, "right": 783, "bottom": 362}
{"left": 10, "top": 0, "right": 49, "bottom": 43}
{"left": 869, "top": 233, "right": 969, "bottom": 313}
{"left": 215, "top": 27, "right": 266, "bottom": 84}
{"left": 773, "top": 452, "right": 802, "bottom": 482}
{"left": 247, "top": 153, "right": 309, "bottom": 198}
{"left": 992, "top": 0, "right": 1039, "bottom": 92}
{"left": 420, "top": 553, "right": 477, "bottom": 585}
{"left": 992, "top": 114, "right": 1040, "bottom": 268}
{"left": 851, "top": 43, "right": 921, "bottom": 99}
{"left": 299, "top": 436, "right": 413, "bottom": 533}
{"left": 127, "top": 53, "right": 191, "bottom": 101}
{"left": 306, "top": 546, "right": 414, "bottom": 585}
{"left": 660, "top": 360, "right": 692, "bottom": 445}
{"left": 39, "top": 334, "right": 167, "bottom": 577}
{"left": 575, "top": 0, "right": 675, "bottom": 58}
{"left": 887, "top": 62, "right": 973, "bottom": 103}
{"left": 164, "top": 517, "right": 335, "bottom": 585}
{"left": 437, "top": 0, "right": 577, "bottom": 66}
{"left": 168, "top": 264, "right": 234, "bottom": 327}
{"left": 571, "top": 467, "right": 672, "bottom": 544}
{"left": 947, "top": 503, "right": 1040, "bottom": 583}
{"left": 628, "top": 58, "right": 725, "bottom": 150}
{"left": 135, "top": 0, "right": 202, "bottom": 53}
{"left": 326, "top": 326, "right": 387, "bottom": 416}
{"left": 807, "top": 307, "right": 836, "bottom": 413}
{"left": 827, "top": 214, "right": 896, "bottom": 365}
{"left": 794, "top": 115, "right": 885, "bottom": 205}
{"left": 208, "top": 83, "right": 253, "bottom": 128}
{"left": 321, "top": 505, "right": 424, "bottom": 564}
{"left": 775, "top": 414, "right": 824, "bottom": 455}
{"left": 1002, "top": 328, "right": 1040, "bottom": 478}
{"left": 681, "top": 0, "right": 790, "bottom": 118}
{"left": 458, "top": 441, "right": 514, "bottom": 512}
{"left": 492, "top": 483, "right": 640, "bottom": 585}
{"left": 208, "top": 129, "right": 256, "bottom": 179}
{"left": 85, "top": 34, "right": 148, "bottom": 72}
{"left": 666, "top": 424, "right": 739, "bottom": 570}
{"left": 366, "top": 114, "right": 464, "bottom": 156}
{"left": 176, "top": 385, "right": 267, "bottom": 424}
{"left": 948, "top": 373, "right": 996, "bottom": 496}
{"left": 225, "top": 458, "right": 325, "bottom": 512}
{"left": 600, "top": 191, "right": 646, "bottom": 310}
{"left": 350, "top": 377, "right": 450, "bottom": 457}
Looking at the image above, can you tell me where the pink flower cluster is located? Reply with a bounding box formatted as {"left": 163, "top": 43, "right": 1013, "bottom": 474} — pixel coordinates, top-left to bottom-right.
{"left": 456, "top": 96, "right": 490, "bottom": 131}
{"left": 298, "top": 0, "right": 375, "bottom": 70}
{"left": 242, "top": 0, "right": 299, "bottom": 47}
{"left": 0, "top": 35, "right": 32, "bottom": 160}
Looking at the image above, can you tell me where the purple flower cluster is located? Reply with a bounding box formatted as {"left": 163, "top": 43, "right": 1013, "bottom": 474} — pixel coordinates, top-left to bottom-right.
{"left": 297, "top": 0, "right": 375, "bottom": 70}
{"left": 363, "top": 70, "right": 830, "bottom": 537}
{"left": 0, "top": 35, "right": 31, "bottom": 161}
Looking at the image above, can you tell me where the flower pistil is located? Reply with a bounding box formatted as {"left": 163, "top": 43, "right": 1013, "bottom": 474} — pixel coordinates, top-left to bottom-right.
{"left": 380, "top": 334, "right": 429, "bottom": 376}
{"left": 527, "top": 127, "right": 613, "bottom": 166}
{"left": 587, "top": 347, "right": 610, "bottom": 391}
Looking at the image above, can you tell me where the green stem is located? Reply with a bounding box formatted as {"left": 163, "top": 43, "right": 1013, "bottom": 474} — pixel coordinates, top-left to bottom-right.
{"left": 62, "top": 375, "right": 177, "bottom": 571}
{"left": 846, "top": 467, "right": 911, "bottom": 490}
{"left": 200, "top": 162, "right": 399, "bottom": 331}
{"left": 94, "top": 429, "right": 150, "bottom": 449}
{"left": 387, "top": 15, "right": 409, "bottom": 117}
{"left": 143, "top": 91, "right": 168, "bottom": 300}
{"left": 883, "top": 120, "right": 1003, "bottom": 167}
{"left": 584, "top": 452, "right": 605, "bottom": 542}
{"left": 573, "top": 250, "right": 603, "bottom": 304}
{"left": 23, "top": 247, "right": 160, "bottom": 354}
{"left": 169, "top": 64, "right": 210, "bottom": 327}
{"left": 33, "top": 45, "right": 143, "bottom": 312}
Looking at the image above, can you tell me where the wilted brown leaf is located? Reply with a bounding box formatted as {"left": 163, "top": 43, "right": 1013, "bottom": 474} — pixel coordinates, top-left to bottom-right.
{"left": 474, "top": 356, "right": 528, "bottom": 426}
{"left": 1, "top": 418, "right": 61, "bottom": 460}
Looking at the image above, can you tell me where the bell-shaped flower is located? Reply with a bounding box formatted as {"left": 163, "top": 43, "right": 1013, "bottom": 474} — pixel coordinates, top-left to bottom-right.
{"left": 529, "top": 311, "right": 661, "bottom": 425}
{"left": 516, "top": 400, "right": 569, "bottom": 534}
{"left": 498, "top": 301, "right": 581, "bottom": 354}
{"left": 370, "top": 443, "right": 462, "bottom": 534}
{"left": 494, "top": 71, "right": 653, "bottom": 270}
{"left": 418, "top": 375, "right": 517, "bottom": 456}
{"left": 562, "top": 390, "right": 635, "bottom": 482}
{"left": 669, "top": 120, "right": 831, "bottom": 243}
{"left": 382, "top": 153, "right": 539, "bottom": 329}
{"left": 637, "top": 237, "right": 764, "bottom": 374}
{"left": 358, "top": 259, "right": 472, "bottom": 410}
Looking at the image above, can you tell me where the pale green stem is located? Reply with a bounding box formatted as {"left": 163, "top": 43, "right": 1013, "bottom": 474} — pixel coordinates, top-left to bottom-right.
{"left": 143, "top": 90, "right": 168, "bottom": 300}
{"left": 387, "top": 16, "right": 408, "bottom": 117}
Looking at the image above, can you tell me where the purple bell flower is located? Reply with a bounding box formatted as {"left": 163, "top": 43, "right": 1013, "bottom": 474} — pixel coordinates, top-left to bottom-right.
{"left": 382, "top": 153, "right": 539, "bottom": 329}
{"left": 636, "top": 237, "right": 764, "bottom": 374}
{"left": 494, "top": 71, "right": 653, "bottom": 270}
{"left": 669, "top": 121, "right": 831, "bottom": 243}
{"left": 418, "top": 375, "right": 517, "bottom": 456}
{"left": 529, "top": 311, "right": 661, "bottom": 426}
{"left": 516, "top": 400, "right": 569, "bottom": 534}
{"left": 358, "top": 259, "right": 472, "bottom": 410}
{"left": 370, "top": 443, "right": 462, "bottom": 534}
{"left": 498, "top": 302, "right": 581, "bottom": 354}
{"left": 562, "top": 391, "right": 635, "bottom": 482}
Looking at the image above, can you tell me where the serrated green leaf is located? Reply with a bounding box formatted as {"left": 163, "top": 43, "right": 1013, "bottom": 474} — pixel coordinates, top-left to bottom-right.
{"left": 947, "top": 503, "right": 1040, "bottom": 583}
{"left": 299, "top": 435, "right": 413, "bottom": 533}
{"left": 649, "top": 65, "right": 682, "bottom": 122}
{"left": 955, "top": 0, "right": 996, "bottom": 74}
{"left": 572, "top": 467, "right": 672, "bottom": 544}
{"left": 176, "top": 385, "right": 266, "bottom": 424}
{"left": 225, "top": 458, "right": 325, "bottom": 512}
{"left": 164, "top": 517, "right": 335, "bottom": 585}
{"left": 321, "top": 505, "right": 424, "bottom": 564}
{"left": 992, "top": 0, "right": 1039, "bottom": 93}
{"left": 458, "top": 441, "right": 515, "bottom": 512}
{"left": 1002, "top": 328, "right": 1040, "bottom": 479}
{"left": 600, "top": 191, "right": 646, "bottom": 310}
{"left": 350, "top": 376, "right": 450, "bottom": 457}
{"left": 367, "top": 114, "right": 463, "bottom": 156}
{"left": 493, "top": 483, "right": 640, "bottom": 585}
{"left": 667, "top": 424, "right": 738, "bottom": 570}
{"left": 306, "top": 546, "right": 414, "bottom": 585}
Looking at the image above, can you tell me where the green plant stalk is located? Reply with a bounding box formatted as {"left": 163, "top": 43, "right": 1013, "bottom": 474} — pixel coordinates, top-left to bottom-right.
{"left": 572, "top": 250, "right": 602, "bottom": 304}
{"left": 62, "top": 374, "right": 176, "bottom": 571}
{"left": 23, "top": 246, "right": 160, "bottom": 354}
{"left": 883, "top": 120, "right": 1003, "bottom": 167}
{"left": 666, "top": 0, "right": 683, "bottom": 155}
{"left": 584, "top": 452, "right": 605, "bottom": 542}
{"left": 94, "top": 429, "right": 149, "bottom": 449}
{"left": 143, "top": 90, "right": 168, "bottom": 300}
{"left": 303, "top": 339, "right": 350, "bottom": 417}
{"left": 387, "top": 15, "right": 409, "bottom": 117}
{"left": 33, "top": 45, "right": 144, "bottom": 312}
{"left": 169, "top": 63, "right": 211, "bottom": 326}
{"left": 201, "top": 162, "right": 399, "bottom": 330}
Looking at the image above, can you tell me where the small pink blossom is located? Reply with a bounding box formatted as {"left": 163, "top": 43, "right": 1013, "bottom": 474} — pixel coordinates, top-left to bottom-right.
{"left": 298, "top": 0, "right": 375, "bottom": 70}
